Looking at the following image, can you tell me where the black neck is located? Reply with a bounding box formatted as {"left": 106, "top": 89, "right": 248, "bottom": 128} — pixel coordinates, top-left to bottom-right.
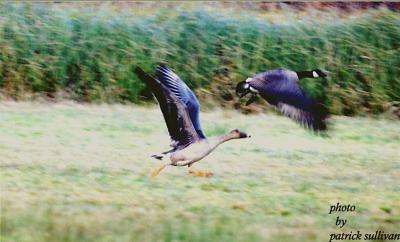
{"left": 296, "top": 71, "right": 314, "bottom": 80}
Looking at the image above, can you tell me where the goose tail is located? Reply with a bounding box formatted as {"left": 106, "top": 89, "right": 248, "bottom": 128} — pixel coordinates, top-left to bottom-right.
{"left": 151, "top": 154, "right": 164, "bottom": 160}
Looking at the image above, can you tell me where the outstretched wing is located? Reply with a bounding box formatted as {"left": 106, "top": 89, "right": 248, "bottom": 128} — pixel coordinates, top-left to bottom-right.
{"left": 135, "top": 67, "right": 201, "bottom": 148}
{"left": 156, "top": 65, "right": 206, "bottom": 139}
{"left": 250, "top": 70, "right": 328, "bottom": 131}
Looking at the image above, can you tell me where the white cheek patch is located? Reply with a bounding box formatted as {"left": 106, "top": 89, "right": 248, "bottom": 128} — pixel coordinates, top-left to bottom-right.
{"left": 312, "top": 71, "right": 319, "bottom": 78}
{"left": 244, "top": 77, "right": 258, "bottom": 93}
{"left": 249, "top": 86, "right": 259, "bottom": 93}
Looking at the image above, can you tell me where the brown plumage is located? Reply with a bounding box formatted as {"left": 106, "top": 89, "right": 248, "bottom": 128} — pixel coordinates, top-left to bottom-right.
{"left": 135, "top": 65, "right": 250, "bottom": 177}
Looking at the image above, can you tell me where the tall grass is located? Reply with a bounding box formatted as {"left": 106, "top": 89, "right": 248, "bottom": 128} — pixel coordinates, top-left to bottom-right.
{"left": 0, "top": 3, "right": 399, "bottom": 115}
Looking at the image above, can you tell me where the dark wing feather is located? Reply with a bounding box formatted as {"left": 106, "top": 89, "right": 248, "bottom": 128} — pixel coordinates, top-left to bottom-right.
{"left": 156, "top": 65, "right": 206, "bottom": 139}
{"left": 135, "top": 67, "right": 201, "bottom": 148}
{"left": 250, "top": 70, "right": 328, "bottom": 131}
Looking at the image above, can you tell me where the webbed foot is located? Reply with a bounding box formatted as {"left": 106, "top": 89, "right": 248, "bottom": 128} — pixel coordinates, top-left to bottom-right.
{"left": 188, "top": 169, "right": 214, "bottom": 177}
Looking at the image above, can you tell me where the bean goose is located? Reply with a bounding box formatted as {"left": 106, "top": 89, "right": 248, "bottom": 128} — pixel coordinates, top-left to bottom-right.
{"left": 135, "top": 65, "right": 250, "bottom": 177}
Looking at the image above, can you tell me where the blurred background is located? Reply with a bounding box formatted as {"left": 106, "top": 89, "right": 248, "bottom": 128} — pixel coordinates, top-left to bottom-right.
{"left": 0, "top": 2, "right": 399, "bottom": 117}
{"left": 1, "top": 2, "right": 400, "bottom": 242}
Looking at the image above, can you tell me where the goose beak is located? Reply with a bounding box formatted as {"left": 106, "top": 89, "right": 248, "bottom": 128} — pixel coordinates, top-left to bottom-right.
{"left": 239, "top": 131, "right": 250, "bottom": 138}
{"left": 239, "top": 89, "right": 251, "bottom": 98}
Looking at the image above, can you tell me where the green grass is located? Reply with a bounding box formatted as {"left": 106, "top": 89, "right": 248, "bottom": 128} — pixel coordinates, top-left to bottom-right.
{"left": 1, "top": 101, "right": 399, "bottom": 242}
{"left": 0, "top": 3, "right": 399, "bottom": 115}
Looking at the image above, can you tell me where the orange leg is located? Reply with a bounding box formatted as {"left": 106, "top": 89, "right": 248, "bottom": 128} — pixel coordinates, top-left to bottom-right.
{"left": 150, "top": 163, "right": 169, "bottom": 177}
{"left": 188, "top": 167, "right": 214, "bottom": 177}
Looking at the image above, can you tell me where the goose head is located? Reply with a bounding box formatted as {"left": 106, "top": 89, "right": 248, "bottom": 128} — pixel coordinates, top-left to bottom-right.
{"left": 236, "top": 79, "right": 258, "bottom": 106}
{"left": 229, "top": 129, "right": 250, "bottom": 139}
{"left": 235, "top": 80, "right": 251, "bottom": 98}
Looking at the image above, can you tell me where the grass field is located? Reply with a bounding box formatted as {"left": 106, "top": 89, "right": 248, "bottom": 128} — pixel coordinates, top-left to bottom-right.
{"left": 1, "top": 101, "right": 399, "bottom": 242}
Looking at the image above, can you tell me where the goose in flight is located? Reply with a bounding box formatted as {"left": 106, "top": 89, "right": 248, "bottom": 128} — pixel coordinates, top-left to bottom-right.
{"left": 236, "top": 68, "right": 329, "bottom": 131}
{"left": 135, "top": 65, "right": 250, "bottom": 177}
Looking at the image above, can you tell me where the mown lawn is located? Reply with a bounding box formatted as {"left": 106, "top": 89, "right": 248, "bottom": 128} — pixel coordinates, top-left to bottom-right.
{"left": 1, "top": 101, "right": 399, "bottom": 242}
